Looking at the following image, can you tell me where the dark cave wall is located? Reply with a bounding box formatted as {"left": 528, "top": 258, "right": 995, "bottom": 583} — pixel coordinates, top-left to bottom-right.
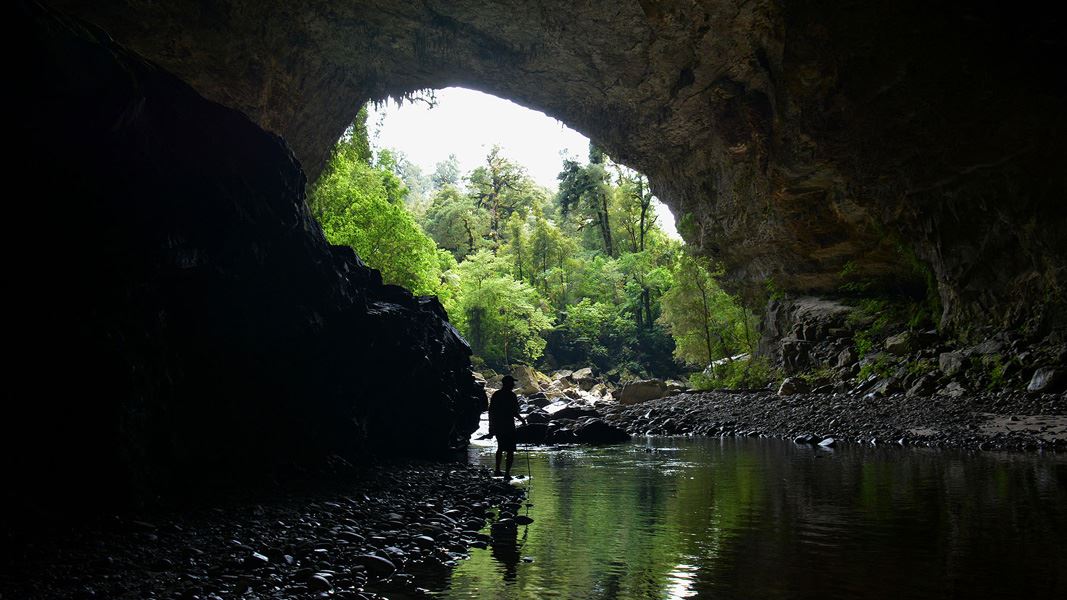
{"left": 49, "top": 0, "right": 1067, "bottom": 336}
{"left": 6, "top": 3, "right": 482, "bottom": 508}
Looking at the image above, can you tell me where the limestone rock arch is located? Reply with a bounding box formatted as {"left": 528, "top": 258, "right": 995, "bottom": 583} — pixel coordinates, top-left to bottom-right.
{"left": 52, "top": 0, "right": 1067, "bottom": 329}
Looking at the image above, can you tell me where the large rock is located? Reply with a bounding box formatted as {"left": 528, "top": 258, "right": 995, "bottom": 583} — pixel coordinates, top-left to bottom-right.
{"left": 618, "top": 380, "right": 669, "bottom": 405}
{"left": 511, "top": 365, "right": 547, "bottom": 395}
{"left": 1028, "top": 367, "right": 1064, "bottom": 393}
{"left": 884, "top": 332, "right": 915, "bottom": 356}
{"left": 938, "top": 381, "right": 968, "bottom": 398}
{"left": 549, "top": 404, "right": 600, "bottom": 421}
{"left": 573, "top": 420, "right": 631, "bottom": 444}
{"left": 760, "top": 297, "right": 855, "bottom": 366}
{"left": 571, "top": 367, "right": 597, "bottom": 391}
{"left": 777, "top": 377, "right": 809, "bottom": 396}
{"left": 514, "top": 423, "right": 549, "bottom": 444}
{"left": 939, "top": 352, "right": 966, "bottom": 377}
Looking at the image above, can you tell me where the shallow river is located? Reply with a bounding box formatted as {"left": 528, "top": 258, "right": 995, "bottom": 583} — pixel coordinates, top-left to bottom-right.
{"left": 408, "top": 437, "right": 1066, "bottom": 599}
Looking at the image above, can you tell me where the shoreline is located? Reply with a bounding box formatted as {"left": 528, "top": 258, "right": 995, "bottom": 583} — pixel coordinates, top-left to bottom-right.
{"left": 1, "top": 461, "right": 523, "bottom": 600}
{"left": 600, "top": 390, "right": 1067, "bottom": 452}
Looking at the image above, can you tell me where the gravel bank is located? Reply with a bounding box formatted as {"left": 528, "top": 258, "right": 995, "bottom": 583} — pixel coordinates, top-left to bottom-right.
{"left": 1, "top": 462, "right": 523, "bottom": 599}
{"left": 601, "top": 390, "right": 1067, "bottom": 451}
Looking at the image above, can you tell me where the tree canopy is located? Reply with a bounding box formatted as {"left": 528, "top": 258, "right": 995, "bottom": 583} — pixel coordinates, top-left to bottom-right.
{"left": 310, "top": 111, "right": 757, "bottom": 385}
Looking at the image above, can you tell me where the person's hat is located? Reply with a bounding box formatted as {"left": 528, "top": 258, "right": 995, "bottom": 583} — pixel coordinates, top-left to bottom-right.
{"left": 501, "top": 375, "right": 516, "bottom": 384}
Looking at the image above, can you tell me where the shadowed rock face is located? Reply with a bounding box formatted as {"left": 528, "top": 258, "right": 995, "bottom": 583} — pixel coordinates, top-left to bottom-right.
{"left": 9, "top": 3, "right": 482, "bottom": 507}
{"left": 51, "top": 0, "right": 1067, "bottom": 332}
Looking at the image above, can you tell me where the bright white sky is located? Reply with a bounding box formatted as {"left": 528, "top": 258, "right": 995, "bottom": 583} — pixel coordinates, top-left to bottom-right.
{"left": 368, "top": 87, "right": 678, "bottom": 237}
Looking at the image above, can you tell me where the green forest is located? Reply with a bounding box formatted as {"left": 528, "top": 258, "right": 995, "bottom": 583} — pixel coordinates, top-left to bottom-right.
{"left": 310, "top": 106, "right": 766, "bottom": 387}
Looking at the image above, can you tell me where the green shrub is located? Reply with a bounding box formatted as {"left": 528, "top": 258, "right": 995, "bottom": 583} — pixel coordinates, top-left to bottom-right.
{"left": 857, "top": 354, "right": 894, "bottom": 380}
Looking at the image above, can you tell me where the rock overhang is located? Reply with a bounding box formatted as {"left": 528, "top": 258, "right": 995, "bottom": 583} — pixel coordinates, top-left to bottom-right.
{"left": 47, "top": 0, "right": 1067, "bottom": 332}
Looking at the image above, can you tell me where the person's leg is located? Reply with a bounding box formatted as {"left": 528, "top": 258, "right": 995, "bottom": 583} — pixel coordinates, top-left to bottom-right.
{"left": 504, "top": 449, "right": 515, "bottom": 478}
{"left": 495, "top": 449, "right": 503, "bottom": 476}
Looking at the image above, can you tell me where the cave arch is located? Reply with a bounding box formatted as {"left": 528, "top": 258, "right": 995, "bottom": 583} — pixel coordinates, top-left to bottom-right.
{"left": 50, "top": 0, "right": 1067, "bottom": 328}
{"left": 9, "top": 0, "right": 1067, "bottom": 512}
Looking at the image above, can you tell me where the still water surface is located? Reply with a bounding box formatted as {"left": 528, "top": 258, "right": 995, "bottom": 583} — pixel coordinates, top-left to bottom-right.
{"left": 427, "top": 438, "right": 1066, "bottom": 598}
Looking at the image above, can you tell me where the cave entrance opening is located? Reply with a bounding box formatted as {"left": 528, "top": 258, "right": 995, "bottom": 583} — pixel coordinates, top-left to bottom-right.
{"left": 307, "top": 85, "right": 600, "bottom": 300}
{"left": 307, "top": 85, "right": 691, "bottom": 378}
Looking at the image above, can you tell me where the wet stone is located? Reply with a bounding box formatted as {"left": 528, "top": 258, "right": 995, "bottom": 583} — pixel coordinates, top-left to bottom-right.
{"left": 307, "top": 574, "right": 332, "bottom": 592}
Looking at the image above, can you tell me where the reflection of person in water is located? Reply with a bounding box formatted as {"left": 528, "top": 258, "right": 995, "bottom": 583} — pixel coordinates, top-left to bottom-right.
{"left": 491, "top": 532, "right": 522, "bottom": 581}
{"left": 489, "top": 375, "right": 526, "bottom": 479}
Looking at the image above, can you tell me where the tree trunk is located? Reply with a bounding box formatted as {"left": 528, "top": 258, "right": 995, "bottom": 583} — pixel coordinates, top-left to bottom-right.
{"left": 638, "top": 176, "right": 648, "bottom": 253}
{"left": 696, "top": 277, "right": 714, "bottom": 364}
{"left": 598, "top": 190, "right": 614, "bottom": 257}
{"left": 643, "top": 287, "right": 653, "bottom": 329}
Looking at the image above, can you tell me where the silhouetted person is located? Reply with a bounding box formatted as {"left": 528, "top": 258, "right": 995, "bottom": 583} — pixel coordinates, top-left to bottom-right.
{"left": 489, "top": 375, "right": 526, "bottom": 479}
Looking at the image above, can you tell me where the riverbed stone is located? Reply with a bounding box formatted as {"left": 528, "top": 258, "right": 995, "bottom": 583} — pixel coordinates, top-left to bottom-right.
{"left": 619, "top": 379, "right": 669, "bottom": 405}
{"left": 308, "top": 574, "right": 332, "bottom": 592}
{"left": 354, "top": 554, "right": 397, "bottom": 579}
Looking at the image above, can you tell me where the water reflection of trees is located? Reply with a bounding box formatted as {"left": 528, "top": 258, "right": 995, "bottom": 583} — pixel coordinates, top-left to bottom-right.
{"left": 447, "top": 442, "right": 1067, "bottom": 598}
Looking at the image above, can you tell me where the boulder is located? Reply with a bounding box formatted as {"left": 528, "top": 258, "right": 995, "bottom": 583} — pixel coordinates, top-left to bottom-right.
{"left": 550, "top": 404, "right": 600, "bottom": 420}
{"left": 906, "top": 374, "right": 937, "bottom": 397}
{"left": 543, "top": 400, "right": 571, "bottom": 415}
{"left": 546, "top": 426, "right": 578, "bottom": 444}
{"left": 572, "top": 367, "right": 596, "bottom": 390}
{"left": 868, "top": 377, "right": 901, "bottom": 397}
{"left": 511, "top": 365, "right": 546, "bottom": 395}
{"left": 1028, "top": 367, "right": 1064, "bottom": 393}
{"left": 777, "top": 377, "right": 809, "bottom": 396}
{"left": 938, "top": 381, "right": 967, "bottom": 398}
{"left": 836, "top": 347, "right": 857, "bottom": 368}
{"left": 939, "top": 352, "right": 965, "bottom": 377}
{"left": 525, "top": 410, "right": 550, "bottom": 425}
{"left": 589, "top": 383, "right": 611, "bottom": 398}
{"left": 573, "top": 419, "right": 631, "bottom": 444}
{"left": 884, "top": 332, "right": 914, "bottom": 355}
{"left": 548, "top": 378, "right": 577, "bottom": 392}
{"left": 513, "top": 423, "right": 549, "bottom": 444}
{"left": 619, "top": 379, "right": 669, "bottom": 405}
{"left": 665, "top": 380, "right": 687, "bottom": 393}
{"left": 967, "top": 338, "right": 1005, "bottom": 356}
{"left": 526, "top": 395, "right": 552, "bottom": 408}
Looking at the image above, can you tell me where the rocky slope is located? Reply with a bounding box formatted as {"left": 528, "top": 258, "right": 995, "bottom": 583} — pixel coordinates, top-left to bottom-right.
{"left": 6, "top": 2, "right": 483, "bottom": 512}
{"left": 49, "top": 0, "right": 1067, "bottom": 333}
